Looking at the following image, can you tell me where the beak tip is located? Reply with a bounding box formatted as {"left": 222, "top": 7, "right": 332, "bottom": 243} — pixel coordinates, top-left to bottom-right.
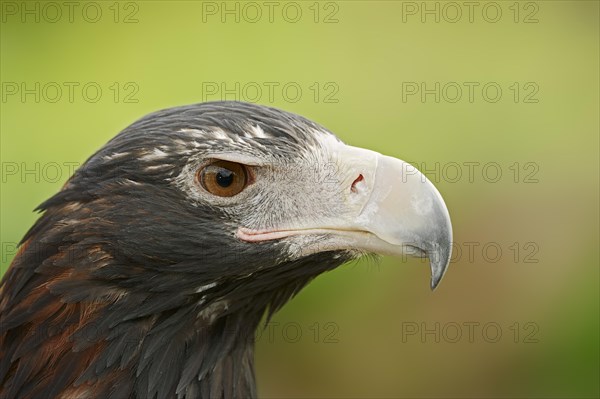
{"left": 428, "top": 240, "right": 452, "bottom": 291}
{"left": 430, "top": 268, "right": 444, "bottom": 291}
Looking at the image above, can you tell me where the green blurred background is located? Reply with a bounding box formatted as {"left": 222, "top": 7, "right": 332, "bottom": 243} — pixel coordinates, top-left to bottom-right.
{"left": 1, "top": 1, "right": 598, "bottom": 397}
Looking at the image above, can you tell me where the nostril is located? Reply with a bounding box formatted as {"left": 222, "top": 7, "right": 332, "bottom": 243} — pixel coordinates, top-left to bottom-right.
{"left": 350, "top": 174, "right": 364, "bottom": 193}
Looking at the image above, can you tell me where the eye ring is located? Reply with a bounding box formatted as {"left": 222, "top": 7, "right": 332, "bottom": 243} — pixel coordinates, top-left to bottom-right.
{"left": 197, "top": 160, "right": 248, "bottom": 197}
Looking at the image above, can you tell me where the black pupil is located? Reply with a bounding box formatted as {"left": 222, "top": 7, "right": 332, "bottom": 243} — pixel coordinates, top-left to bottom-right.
{"left": 216, "top": 168, "right": 234, "bottom": 187}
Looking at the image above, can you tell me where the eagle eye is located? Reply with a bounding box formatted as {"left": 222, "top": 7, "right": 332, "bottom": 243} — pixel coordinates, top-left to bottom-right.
{"left": 197, "top": 160, "right": 248, "bottom": 197}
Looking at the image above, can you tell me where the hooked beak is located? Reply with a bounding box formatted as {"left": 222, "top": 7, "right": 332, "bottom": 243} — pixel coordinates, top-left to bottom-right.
{"left": 351, "top": 149, "right": 452, "bottom": 289}
{"left": 238, "top": 145, "right": 453, "bottom": 290}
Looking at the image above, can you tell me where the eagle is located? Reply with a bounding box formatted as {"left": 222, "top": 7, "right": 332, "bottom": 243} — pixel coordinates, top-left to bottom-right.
{"left": 0, "top": 101, "right": 452, "bottom": 399}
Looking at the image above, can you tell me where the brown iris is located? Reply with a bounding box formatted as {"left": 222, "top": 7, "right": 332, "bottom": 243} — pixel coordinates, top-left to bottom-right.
{"left": 198, "top": 160, "right": 248, "bottom": 197}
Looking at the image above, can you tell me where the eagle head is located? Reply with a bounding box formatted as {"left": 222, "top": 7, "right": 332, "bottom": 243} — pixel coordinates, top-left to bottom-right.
{"left": 0, "top": 101, "right": 452, "bottom": 398}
